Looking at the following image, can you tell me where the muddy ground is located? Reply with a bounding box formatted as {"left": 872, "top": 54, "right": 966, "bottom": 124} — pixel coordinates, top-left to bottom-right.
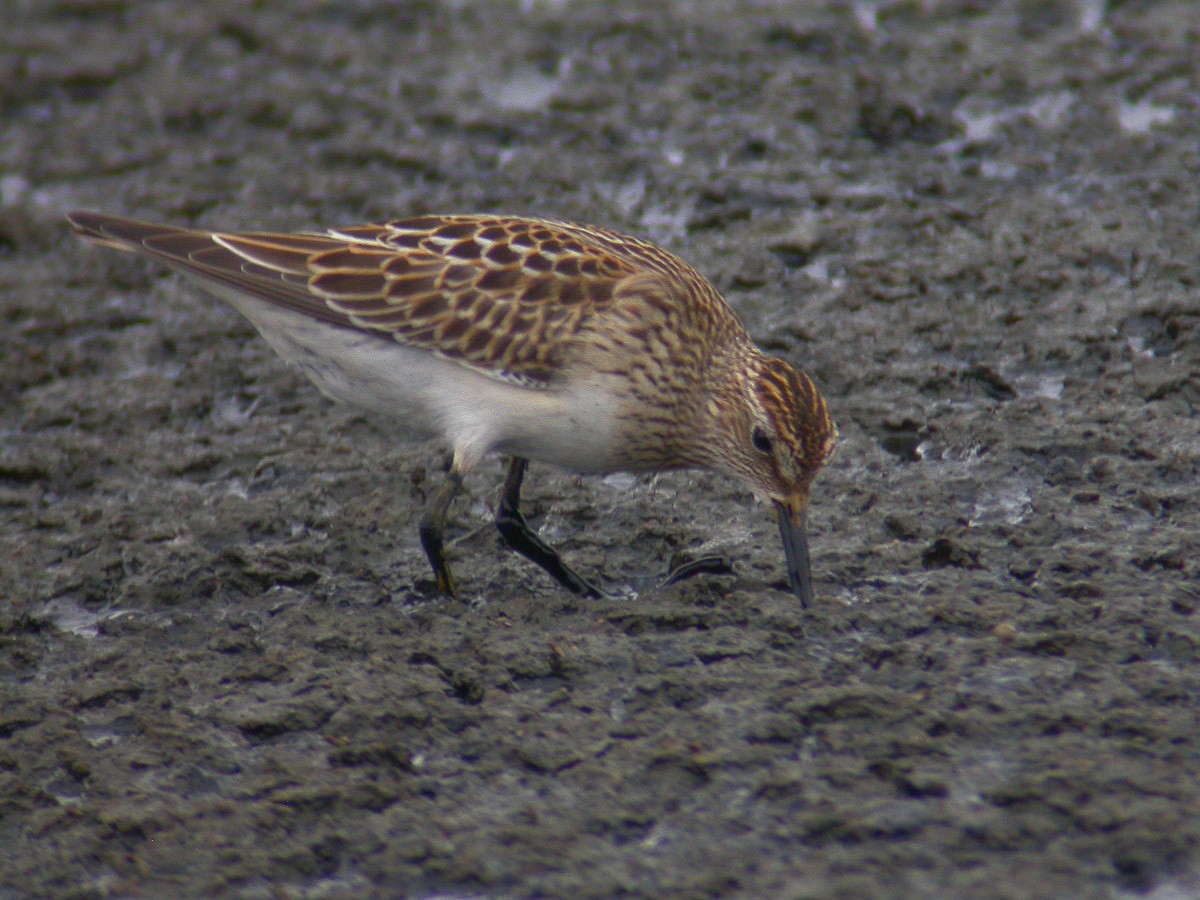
{"left": 2, "top": 1, "right": 1199, "bottom": 897}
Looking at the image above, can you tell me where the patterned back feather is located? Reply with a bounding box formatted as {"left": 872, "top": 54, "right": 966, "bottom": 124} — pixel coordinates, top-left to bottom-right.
{"left": 67, "top": 212, "right": 738, "bottom": 389}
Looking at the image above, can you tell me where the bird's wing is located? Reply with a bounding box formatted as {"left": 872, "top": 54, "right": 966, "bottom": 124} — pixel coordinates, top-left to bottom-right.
{"left": 68, "top": 211, "right": 657, "bottom": 387}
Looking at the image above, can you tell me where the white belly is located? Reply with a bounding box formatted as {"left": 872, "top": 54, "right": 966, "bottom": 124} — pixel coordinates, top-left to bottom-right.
{"left": 197, "top": 280, "right": 622, "bottom": 474}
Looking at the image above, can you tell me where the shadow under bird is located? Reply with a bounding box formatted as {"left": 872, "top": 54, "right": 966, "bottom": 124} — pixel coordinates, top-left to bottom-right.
{"left": 67, "top": 210, "right": 837, "bottom": 604}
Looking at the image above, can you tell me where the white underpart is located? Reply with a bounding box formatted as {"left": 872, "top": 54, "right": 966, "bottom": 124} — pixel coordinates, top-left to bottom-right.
{"left": 192, "top": 277, "right": 620, "bottom": 474}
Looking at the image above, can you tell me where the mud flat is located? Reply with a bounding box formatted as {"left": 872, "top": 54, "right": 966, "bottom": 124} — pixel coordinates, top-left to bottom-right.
{"left": 2, "top": 2, "right": 1198, "bottom": 896}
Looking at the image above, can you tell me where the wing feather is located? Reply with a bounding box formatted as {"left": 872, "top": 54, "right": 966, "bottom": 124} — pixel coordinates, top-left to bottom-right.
{"left": 67, "top": 211, "right": 725, "bottom": 385}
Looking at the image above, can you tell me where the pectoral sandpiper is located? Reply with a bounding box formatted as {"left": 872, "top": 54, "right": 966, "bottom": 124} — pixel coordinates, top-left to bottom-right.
{"left": 67, "top": 210, "right": 837, "bottom": 604}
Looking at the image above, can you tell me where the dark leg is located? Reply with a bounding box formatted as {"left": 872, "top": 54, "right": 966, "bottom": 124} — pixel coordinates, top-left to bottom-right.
{"left": 495, "top": 457, "right": 605, "bottom": 598}
{"left": 419, "top": 467, "right": 465, "bottom": 598}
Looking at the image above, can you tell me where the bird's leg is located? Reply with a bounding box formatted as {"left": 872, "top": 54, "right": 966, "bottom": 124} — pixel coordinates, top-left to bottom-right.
{"left": 495, "top": 457, "right": 605, "bottom": 598}
{"left": 418, "top": 466, "right": 465, "bottom": 598}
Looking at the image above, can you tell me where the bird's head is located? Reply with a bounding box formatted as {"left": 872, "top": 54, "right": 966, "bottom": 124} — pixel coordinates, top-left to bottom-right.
{"left": 708, "top": 354, "right": 837, "bottom": 605}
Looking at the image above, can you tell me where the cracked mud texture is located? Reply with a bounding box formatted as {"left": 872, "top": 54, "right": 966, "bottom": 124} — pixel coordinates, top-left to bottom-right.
{"left": 3, "top": 2, "right": 1199, "bottom": 897}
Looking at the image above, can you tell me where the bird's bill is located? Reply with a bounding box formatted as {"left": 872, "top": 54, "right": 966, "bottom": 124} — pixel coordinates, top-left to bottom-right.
{"left": 774, "top": 499, "right": 813, "bottom": 607}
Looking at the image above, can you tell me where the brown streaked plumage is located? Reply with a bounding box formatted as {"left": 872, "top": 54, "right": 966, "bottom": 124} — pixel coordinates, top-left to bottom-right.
{"left": 66, "top": 210, "right": 837, "bottom": 603}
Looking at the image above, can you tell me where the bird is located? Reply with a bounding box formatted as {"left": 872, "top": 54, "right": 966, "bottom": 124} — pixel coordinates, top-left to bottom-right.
{"left": 66, "top": 209, "right": 837, "bottom": 604}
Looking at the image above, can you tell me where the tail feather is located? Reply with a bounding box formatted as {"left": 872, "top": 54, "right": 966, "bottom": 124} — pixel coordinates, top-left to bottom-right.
{"left": 66, "top": 210, "right": 195, "bottom": 253}
{"left": 65, "top": 210, "right": 356, "bottom": 328}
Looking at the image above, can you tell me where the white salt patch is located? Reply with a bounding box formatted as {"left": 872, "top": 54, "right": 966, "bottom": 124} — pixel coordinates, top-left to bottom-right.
{"left": 0, "top": 174, "right": 30, "bottom": 207}
{"left": 1006, "top": 365, "right": 1066, "bottom": 400}
{"left": 483, "top": 72, "right": 559, "bottom": 112}
{"left": 1078, "top": 0, "right": 1106, "bottom": 34}
{"left": 221, "top": 478, "right": 249, "bottom": 500}
{"left": 979, "top": 159, "right": 1019, "bottom": 181}
{"left": 117, "top": 361, "right": 185, "bottom": 382}
{"left": 958, "top": 109, "right": 1005, "bottom": 144}
{"left": 639, "top": 202, "right": 692, "bottom": 240}
{"left": 1027, "top": 91, "right": 1074, "bottom": 129}
{"left": 211, "top": 395, "right": 260, "bottom": 426}
{"left": 1032, "top": 374, "right": 1065, "bottom": 400}
{"left": 802, "top": 258, "right": 831, "bottom": 284}
{"left": 602, "top": 472, "right": 639, "bottom": 490}
{"left": 853, "top": 1, "right": 878, "bottom": 32}
{"left": 37, "top": 597, "right": 131, "bottom": 638}
{"left": 613, "top": 177, "right": 646, "bottom": 217}
{"left": 969, "top": 479, "right": 1033, "bottom": 528}
{"left": 609, "top": 699, "right": 627, "bottom": 722}
{"left": 1117, "top": 100, "right": 1175, "bottom": 134}
{"left": 80, "top": 723, "right": 124, "bottom": 748}
{"left": 837, "top": 180, "right": 898, "bottom": 201}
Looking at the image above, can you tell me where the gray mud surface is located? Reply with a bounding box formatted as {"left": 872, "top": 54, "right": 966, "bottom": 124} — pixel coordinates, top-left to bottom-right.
{"left": 3, "top": 2, "right": 1199, "bottom": 897}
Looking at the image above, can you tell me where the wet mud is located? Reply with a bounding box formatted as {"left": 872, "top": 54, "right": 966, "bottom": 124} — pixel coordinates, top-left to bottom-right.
{"left": 2, "top": 2, "right": 1199, "bottom": 896}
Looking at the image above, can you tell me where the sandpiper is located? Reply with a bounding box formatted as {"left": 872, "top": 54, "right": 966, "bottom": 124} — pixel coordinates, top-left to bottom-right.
{"left": 67, "top": 210, "right": 837, "bottom": 604}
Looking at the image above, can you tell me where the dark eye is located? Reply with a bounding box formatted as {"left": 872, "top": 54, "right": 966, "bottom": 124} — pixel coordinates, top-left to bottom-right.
{"left": 751, "top": 426, "right": 773, "bottom": 454}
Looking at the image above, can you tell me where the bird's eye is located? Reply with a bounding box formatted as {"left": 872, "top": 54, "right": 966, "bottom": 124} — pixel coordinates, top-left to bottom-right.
{"left": 751, "top": 426, "right": 773, "bottom": 454}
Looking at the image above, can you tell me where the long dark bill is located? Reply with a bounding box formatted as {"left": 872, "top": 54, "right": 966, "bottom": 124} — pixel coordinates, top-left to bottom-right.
{"left": 774, "top": 501, "right": 813, "bottom": 607}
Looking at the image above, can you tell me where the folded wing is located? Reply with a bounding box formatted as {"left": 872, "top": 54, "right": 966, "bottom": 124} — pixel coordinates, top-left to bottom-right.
{"left": 67, "top": 211, "right": 644, "bottom": 386}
